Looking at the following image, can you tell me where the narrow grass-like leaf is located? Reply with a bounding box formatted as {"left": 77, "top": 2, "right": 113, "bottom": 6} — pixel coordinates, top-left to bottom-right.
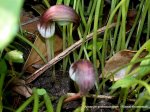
{"left": 133, "top": 0, "right": 150, "bottom": 50}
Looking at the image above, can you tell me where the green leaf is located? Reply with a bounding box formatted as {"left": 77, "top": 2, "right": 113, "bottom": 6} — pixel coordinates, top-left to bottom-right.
{"left": 87, "top": 41, "right": 103, "bottom": 50}
{"left": 37, "top": 88, "right": 46, "bottom": 95}
{"left": 97, "top": 41, "right": 103, "bottom": 50}
{"left": 144, "top": 40, "right": 150, "bottom": 52}
{"left": 0, "top": 0, "right": 23, "bottom": 50}
{"left": 110, "top": 76, "right": 136, "bottom": 89}
{"left": 0, "top": 59, "right": 7, "bottom": 74}
{"left": 87, "top": 43, "right": 93, "bottom": 50}
{"left": 88, "top": 51, "right": 92, "bottom": 57}
{"left": 138, "top": 54, "right": 150, "bottom": 78}
{"left": 4, "top": 50, "right": 24, "bottom": 63}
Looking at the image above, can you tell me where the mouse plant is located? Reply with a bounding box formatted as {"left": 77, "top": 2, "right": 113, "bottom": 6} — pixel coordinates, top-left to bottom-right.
{"left": 69, "top": 59, "right": 96, "bottom": 95}
{"left": 37, "top": 4, "right": 80, "bottom": 78}
{"left": 37, "top": 4, "right": 80, "bottom": 61}
{"left": 65, "top": 59, "right": 96, "bottom": 103}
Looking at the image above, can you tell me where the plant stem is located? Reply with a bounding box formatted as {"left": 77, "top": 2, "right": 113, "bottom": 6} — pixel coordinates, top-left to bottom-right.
{"left": 56, "top": 95, "right": 67, "bottom": 112}
{"left": 33, "top": 89, "right": 39, "bottom": 112}
{"left": 147, "top": 4, "right": 150, "bottom": 40}
{"left": 49, "top": 36, "right": 55, "bottom": 79}
{"left": 78, "top": 0, "right": 97, "bottom": 59}
{"left": 78, "top": 29, "right": 90, "bottom": 60}
{"left": 86, "top": 0, "right": 93, "bottom": 14}
{"left": 46, "top": 38, "right": 51, "bottom": 61}
{"left": 16, "top": 96, "right": 34, "bottom": 112}
{"left": 126, "top": 0, "right": 144, "bottom": 47}
{"left": 133, "top": 0, "right": 150, "bottom": 50}
{"left": 43, "top": 0, "right": 50, "bottom": 8}
{"left": 78, "top": 2, "right": 86, "bottom": 28}
{"left": 62, "top": 26, "right": 67, "bottom": 74}
{"left": 129, "top": 78, "right": 150, "bottom": 98}
{"left": 120, "top": 1, "right": 127, "bottom": 50}
{"left": 111, "top": 9, "right": 121, "bottom": 54}
{"left": 135, "top": 80, "right": 150, "bottom": 94}
{"left": 93, "top": 0, "right": 102, "bottom": 93}
{"left": 99, "top": 0, "right": 104, "bottom": 27}
{"left": 120, "top": 87, "right": 129, "bottom": 112}
{"left": 109, "top": 0, "right": 119, "bottom": 56}
{"left": 102, "top": 0, "right": 125, "bottom": 72}
{"left": 81, "top": 96, "right": 86, "bottom": 112}
{"left": 43, "top": 93, "right": 54, "bottom": 112}
{"left": 56, "top": 0, "right": 63, "bottom": 4}
{"left": 64, "top": 0, "right": 70, "bottom": 5}
{"left": 116, "top": 25, "right": 123, "bottom": 52}
{"left": 39, "top": 101, "right": 45, "bottom": 108}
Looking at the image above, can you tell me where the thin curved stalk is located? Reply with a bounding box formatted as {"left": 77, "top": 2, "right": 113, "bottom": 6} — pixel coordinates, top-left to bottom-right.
{"left": 49, "top": 36, "right": 55, "bottom": 79}
{"left": 78, "top": 2, "right": 86, "bottom": 28}
{"left": 33, "top": 89, "right": 39, "bottom": 112}
{"left": 126, "top": 0, "right": 144, "bottom": 47}
{"left": 43, "top": 93, "right": 54, "bottom": 112}
{"left": 46, "top": 39, "right": 51, "bottom": 61}
{"left": 86, "top": 0, "right": 93, "bottom": 14}
{"left": 78, "top": 0, "right": 97, "bottom": 59}
{"left": 129, "top": 78, "right": 150, "bottom": 98}
{"left": 120, "top": 87, "right": 129, "bottom": 112}
{"left": 93, "top": 0, "right": 102, "bottom": 92}
{"left": 147, "top": 4, "right": 150, "bottom": 40}
{"left": 116, "top": 26, "right": 123, "bottom": 52}
{"left": 17, "top": 34, "right": 47, "bottom": 63}
{"left": 81, "top": 96, "right": 86, "bottom": 112}
{"left": 135, "top": 80, "right": 150, "bottom": 94}
{"left": 56, "top": 0, "right": 63, "bottom": 4}
{"left": 111, "top": 9, "right": 121, "bottom": 55}
{"left": 102, "top": 0, "right": 126, "bottom": 71}
{"left": 110, "top": 0, "right": 120, "bottom": 56}
{"left": 64, "top": 0, "right": 70, "bottom": 5}
{"left": 133, "top": 0, "right": 150, "bottom": 50}
{"left": 43, "top": 0, "right": 50, "bottom": 8}
{"left": 62, "top": 26, "right": 67, "bottom": 74}
{"left": 16, "top": 96, "right": 34, "bottom": 112}
{"left": 78, "top": 29, "right": 90, "bottom": 60}
{"left": 120, "top": 1, "right": 127, "bottom": 50}
{"left": 56, "top": 95, "right": 67, "bottom": 112}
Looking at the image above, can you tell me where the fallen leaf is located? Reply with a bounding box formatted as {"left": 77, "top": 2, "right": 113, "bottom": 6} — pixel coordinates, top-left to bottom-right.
{"left": 102, "top": 50, "right": 148, "bottom": 81}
